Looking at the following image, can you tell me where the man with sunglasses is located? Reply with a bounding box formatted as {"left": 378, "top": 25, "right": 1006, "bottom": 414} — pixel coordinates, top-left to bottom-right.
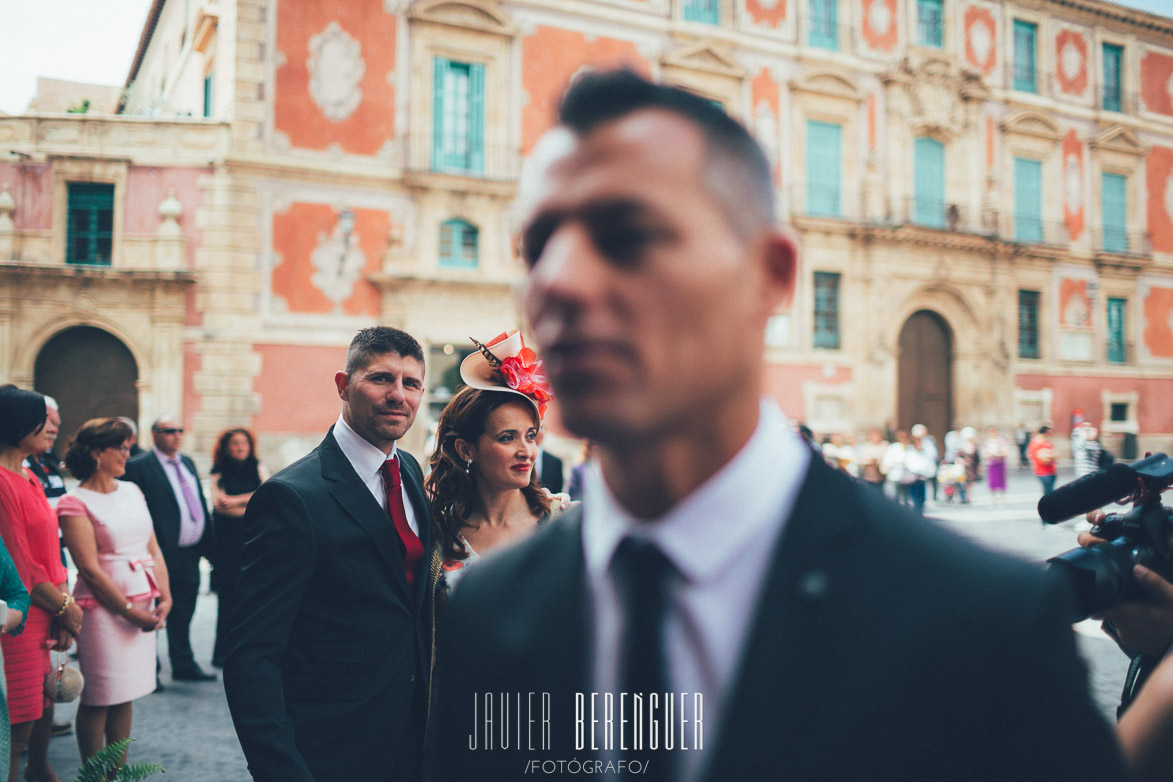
{"left": 124, "top": 415, "right": 216, "bottom": 682}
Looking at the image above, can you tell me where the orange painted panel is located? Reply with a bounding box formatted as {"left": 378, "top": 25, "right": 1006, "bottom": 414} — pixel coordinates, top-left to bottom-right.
{"left": 746, "top": 0, "right": 787, "bottom": 28}
{"left": 763, "top": 363, "right": 854, "bottom": 425}
{"left": 867, "top": 94, "right": 876, "bottom": 150}
{"left": 1062, "top": 130, "right": 1084, "bottom": 242}
{"left": 1058, "top": 278, "right": 1090, "bottom": 328}
{"left": 521, "top": 26, "right": 647, "bottom": 154}
{"left": 751, "top": 68, "right": 782, "bottom": 185}
{"left": 964, "top": 6, "right": 997, "bottom": 76}
{"left": 271, "top": 203, "right": 389, "bottom": 317}
{"left": 985, "top": 116, "right": 995, "bottom": 168}
{"left": 1143, "top": 285, "right": 1173, "bottom": 358}
{"left": 253, "top": 344, "right": 347, "bottom": 434}
{"left": 1055, "top": 30, "right": 1088, "bottom": 96}
{"left": 1147, "top": 146, "right": 1173, "bottom": 253}
{"left": 1141, "top": 50, "right": 1173, "bottom": 117}
{"left": 861, "top": 0, "right": 898, "bottom": 52}
{"left": 274, "top": 3, "right": 396, "bottom": 155}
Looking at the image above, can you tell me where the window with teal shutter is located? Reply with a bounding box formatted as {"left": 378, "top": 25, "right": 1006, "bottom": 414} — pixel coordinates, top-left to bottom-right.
{"left": 1014, "top": 157, "right": 1043, "bottom": 242}
{"left": 913, "top": 137, "right": 945, "bottom": 228}
{"left": 1102, "top": 44, "right": 1123, "bottom": 112}
{"left": 806, "top": 121, "right": 842, "bottom": 217}
{"left": 810, "top": 0, "right": 837, "bottom": 50}
{"left": 1101, "top": 173, "right": 1128, "bottom": 252}
{"left": 1018, "top": 290, "right": 1040, "bottom": 359}
{"left": 203, "top": 73, "right": 213, "bottom": 118}
{"left": 66, "top": 183, "right": 115, "bottom": 266}
{"left": 1013, "top": 20, "right": 1037, "bottom": 93}
{"left": 813, "top": 272, "right": 841, "bottom": 349}
{"left": 439, "top": 219, "right": 478, "bottom": 268}
{"left": 684, "top": 0, "right": 720, "bottom": 24}
{"left": 432, "top": 58, "right": 484, "bottom": 174}
{"left": 917, "top": 0, "right": 943, "bottom": 48}
{"left": 1106, "top": 297, "right": 1126, "bottom": 363}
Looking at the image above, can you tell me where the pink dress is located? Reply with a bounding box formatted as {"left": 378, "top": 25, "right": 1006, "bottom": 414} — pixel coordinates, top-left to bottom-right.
{"left": 57, "top": 482, "right": 160, "bottom": 706}
{"left": 0, "top": 467, "right": 67, "bottom": 723}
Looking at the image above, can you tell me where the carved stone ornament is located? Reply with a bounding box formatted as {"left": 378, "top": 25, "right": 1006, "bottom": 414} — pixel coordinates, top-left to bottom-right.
{"left": 311, "top": 219, "right": 368, "bottom": 311}
{"left": 307, "top": 22, "right": 366, "bottom": 122}
{"left": 1064, "top": 154, "right": 1083, "bottom": 212}
{"left": 868, "top": 0, "right": 893, "bottom": 37}
{"left": 896, "top": 58, "right": 963, "bottom": 139}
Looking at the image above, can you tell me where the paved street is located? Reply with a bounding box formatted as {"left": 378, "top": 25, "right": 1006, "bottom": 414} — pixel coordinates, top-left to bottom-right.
{"left": 37, "top": 462, "right": 1137, "bottom": 780}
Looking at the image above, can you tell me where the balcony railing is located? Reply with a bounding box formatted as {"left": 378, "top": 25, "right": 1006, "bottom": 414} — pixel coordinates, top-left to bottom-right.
{"left": 1092, "top": 227, "right": 1152, "bottom": 256}
{"left": 403, "top": 133, "right": 520, "bottom": 182}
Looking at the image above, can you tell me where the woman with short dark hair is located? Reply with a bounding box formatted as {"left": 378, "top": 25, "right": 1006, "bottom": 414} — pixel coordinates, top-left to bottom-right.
{"left": 0, "top": 385, "right": 72, "bottom": 782}
{"left": 58, "top": 417, "right": 171, "bottom": 769}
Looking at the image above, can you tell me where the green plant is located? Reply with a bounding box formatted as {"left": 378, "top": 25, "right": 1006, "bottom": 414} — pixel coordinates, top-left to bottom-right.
{"left": 66, "top": 98, "right": 91, "bottom": 114}
{"left": 70, "top": 738, "right": 164, "bottom": 781}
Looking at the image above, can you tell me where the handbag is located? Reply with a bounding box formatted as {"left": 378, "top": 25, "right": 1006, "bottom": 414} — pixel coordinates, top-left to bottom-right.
{"left": 44, "top": 649, "right": 84, "bottom": 703}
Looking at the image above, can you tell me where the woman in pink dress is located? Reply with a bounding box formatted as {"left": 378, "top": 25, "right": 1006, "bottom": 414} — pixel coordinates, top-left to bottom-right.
{"left": 57, "top": 418, "right": 171, "bottom": 767}
{"left": 0, "top": 386, "right": 75, "bottom": 782}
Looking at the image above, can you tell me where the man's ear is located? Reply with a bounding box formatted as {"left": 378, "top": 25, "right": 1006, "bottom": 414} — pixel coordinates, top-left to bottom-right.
{"left": 761, "top": 227, "right": 799, "bottom": 312}
{"left": 334, "top": 371, "right": 350, "bottom": 402}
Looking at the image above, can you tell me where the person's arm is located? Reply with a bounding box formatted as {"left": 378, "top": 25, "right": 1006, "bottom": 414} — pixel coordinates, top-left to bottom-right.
{"left": 60, "top": 513, "right": 160, "bottom": 631}
{"left": 1117, "top": 653, "right": 1173, "bottom": 782}
{"left": 145, "top": 531, "right": 171, "bottom": 629}
{"left": 222, "top": 478, "right": 318, "bottom": 782}
{"left": 0, "top": 540, "right": 28, "bottom": 634}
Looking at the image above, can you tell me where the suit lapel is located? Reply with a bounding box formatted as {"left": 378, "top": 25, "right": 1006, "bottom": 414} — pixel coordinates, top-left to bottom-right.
{"left": 319, "top": 431, "right": 412, "bottom": 602}
{"left": 703, "top": 457, "right": 859, "bottom": 781}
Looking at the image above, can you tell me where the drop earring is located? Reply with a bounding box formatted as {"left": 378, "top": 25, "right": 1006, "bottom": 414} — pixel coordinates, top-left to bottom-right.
{"left": 465, "top": 459, "right": 472, "bottom": 474}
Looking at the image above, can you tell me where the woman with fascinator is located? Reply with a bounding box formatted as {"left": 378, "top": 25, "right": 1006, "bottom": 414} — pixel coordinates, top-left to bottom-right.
{"left": 426, "top": 331, "right": 561, "bottom": 590}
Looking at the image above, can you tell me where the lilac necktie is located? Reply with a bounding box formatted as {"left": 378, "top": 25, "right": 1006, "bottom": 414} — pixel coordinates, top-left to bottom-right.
{"left": 170, "top": 458, "right": 206, "bottom": 533}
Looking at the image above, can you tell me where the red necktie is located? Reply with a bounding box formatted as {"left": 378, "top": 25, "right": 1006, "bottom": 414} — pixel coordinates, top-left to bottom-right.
{"left": 380, "top": 457, "right": 424, "bottom": 591}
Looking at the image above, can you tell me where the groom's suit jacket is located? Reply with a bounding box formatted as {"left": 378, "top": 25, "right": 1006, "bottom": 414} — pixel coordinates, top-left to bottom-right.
{"left": 225, "top": 428, "right": 433, "bottom": 782}
{"left": 435, "top": 456, "right": 1123, "bottom": 781}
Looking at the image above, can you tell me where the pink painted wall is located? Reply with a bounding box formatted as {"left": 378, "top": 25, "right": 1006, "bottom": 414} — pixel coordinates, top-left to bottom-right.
{"left": 0, "top": 162, "right": 52, "bottom": 230}
{"left": 252, "top": 344, "right": 347, "bottom": 435}
{"left": 763, "top": 363, "right": 855, "bottom": 423}
{"left": 1015, "top": 374, "right": 1173, "bottom": 434}
{"left": 124, "top": 167, "right": 207, "bottom": 268}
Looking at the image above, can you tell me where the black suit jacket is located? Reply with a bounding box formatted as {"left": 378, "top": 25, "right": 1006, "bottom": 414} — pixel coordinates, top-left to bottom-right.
{"left": 435, "top": 456, "right": 1124, "bottom": 781}
{"left": 123, "top": 450, "right": 214, "bottom": 561}
{"left": 538, "top": 450, "right": 565, "bottom": 494}
{"left": 224, "top": 429, "right": 433, "bottom": 782}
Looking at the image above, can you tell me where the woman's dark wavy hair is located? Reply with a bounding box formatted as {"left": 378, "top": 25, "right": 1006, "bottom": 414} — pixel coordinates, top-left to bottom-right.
{"left": 211, "top": 428, "right": 258, "bottom": 473}
{"left": 63, "top": 418, "right": 132, "bottom": 481}
{"left": 426, "top": 386, "right": 551, "bottom": 560}
{"left": 0, "top": 385, "right": 46, "bottom": 448}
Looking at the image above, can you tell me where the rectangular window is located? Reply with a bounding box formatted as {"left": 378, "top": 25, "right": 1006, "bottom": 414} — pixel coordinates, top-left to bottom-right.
{"left": 913, "top": 137, "right": 945, "bottom": 228}
{"left": 1110, "top": 402, "right": 1129, "bottom": 422}
{"left": 916, "top": 0, "right": 943, "bottom": 48}
{"left": 1018, "top": 290, "right": 1040, "bottom": 359}
{"left": 1101, "top": 172, "right": 1128, "bottom": 252}
{"left": 809, "top": 0, "right": 837, "bottom": 50}
{"left": 203, "top": 73, "right": 213, "bottom": 118}
{"left": 438, "top": 220, "right": 478, "bottom": 268}
{"left": 1107, "top": 297, "right": 1127, "bottom": 363}
{"left": 1102, "top": 43, "right": 1123, "bottom": 112}
{"left": 813, "top": 272, "right": 841, "bottom": 349}
{"left": 432, "top": 58, "right": 485, "bottom": 174}
{"left": 1013, "top": 157, "right": 1043, "bottom": 242}
{"left": 66, "top": 183, "right": 114, "bottom": 266}
{"left": 683, "top": 0, "right": 719, "bottom": 24}
{"left": 806, "top": 120, "right": 842, "bottom": 217}
{"left": 1013, "top": 20, "right": 1037, "bottom": 93}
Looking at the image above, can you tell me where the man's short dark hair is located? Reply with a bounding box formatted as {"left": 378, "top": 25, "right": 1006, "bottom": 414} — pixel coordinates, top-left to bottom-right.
{"left": 557, "top": 68, "right": 774, "bottom": 237}
{"left": 345, "top": 327, "right": 424, "bottom": 377}
{"left": 0, "top": 384, "right": 47, "bottom": 447}
{"left": 1039, "top": 425, "right": 1052, "bottom": 435}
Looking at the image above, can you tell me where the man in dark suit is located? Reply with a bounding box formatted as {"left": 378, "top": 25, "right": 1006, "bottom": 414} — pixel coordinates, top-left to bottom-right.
{"left": 535, "top": 428, "right": 564, "bottom": 493}
{"left": 124, "top": 414, "right": 216, "bottom": 682}
{"left": 434, "top": 70, "right": 1124, "bottom": 781}
{"left": 224, "top": 327, "right": 433, "bottom": 782}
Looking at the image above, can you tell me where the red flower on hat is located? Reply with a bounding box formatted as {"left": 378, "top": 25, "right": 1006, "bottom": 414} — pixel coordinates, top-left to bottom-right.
{"left": 500, "top": 347, "right": 552, "bottom": 418}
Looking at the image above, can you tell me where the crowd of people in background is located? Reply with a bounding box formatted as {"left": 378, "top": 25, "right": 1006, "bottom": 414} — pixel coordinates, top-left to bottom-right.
{"left": 804, "top": 419, "right": 1113, "bottom": 507}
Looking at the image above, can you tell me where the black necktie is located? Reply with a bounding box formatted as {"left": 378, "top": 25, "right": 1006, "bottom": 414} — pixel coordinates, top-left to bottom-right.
{"left": 612, "top": 537, "right": 675, "bottom": 782}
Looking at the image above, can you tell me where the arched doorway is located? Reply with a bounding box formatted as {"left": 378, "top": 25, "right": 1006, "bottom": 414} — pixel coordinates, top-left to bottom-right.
{"left": 897, "top": 311, "right": 952, "bottom": 444}
{"left": 34, "top": 326, "right": 139, "bottom": 456}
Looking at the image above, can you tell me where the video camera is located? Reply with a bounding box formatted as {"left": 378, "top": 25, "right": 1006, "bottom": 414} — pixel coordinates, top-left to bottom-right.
{"left": 1040, "top": 453, "right": 1173, "bottom": 623}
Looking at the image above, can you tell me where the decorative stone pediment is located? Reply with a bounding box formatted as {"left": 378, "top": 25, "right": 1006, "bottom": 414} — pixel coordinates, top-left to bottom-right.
{"left": 886, "top": 57, "right": 965, "bottom": 140}
{"left": 790, "top": 68, "right": 862, "bottom": 102}
{"left": 1091, "top": 124, "right": 1145, "bottom": 157}
{"left": 407, "top": 0, "right": 515, "bottom": 36}
{"left": 661, "top": 41, "right": 746, "bottom": 79}
{"left": 1001, "top": 110, "right": 1061, "bottom": 142}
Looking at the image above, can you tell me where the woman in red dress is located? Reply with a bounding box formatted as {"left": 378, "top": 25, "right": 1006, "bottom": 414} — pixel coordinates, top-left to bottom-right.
{"left": 0, "top": 386, "right": 78, "bottom": 782}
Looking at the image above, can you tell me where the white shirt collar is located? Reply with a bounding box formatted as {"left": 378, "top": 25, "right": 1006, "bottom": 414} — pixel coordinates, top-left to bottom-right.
{"left": 332, "top": 413, "right": 399, "bottom": 482}
{"left": 152, "top": 446, "right": 182, "bottom": 466}
{"left": 583, "top": 400, "right": 810, "bottom": 586}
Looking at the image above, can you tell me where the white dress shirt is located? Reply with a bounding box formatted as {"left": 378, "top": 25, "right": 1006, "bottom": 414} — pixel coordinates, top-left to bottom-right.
{"left": 152, "top": 447, "right": 206, "bottom": 547}
{"left": 581, "top": 400, "right": 810, "bottom": 782}
{"left": 331, "top": 414, "right": 420, "bottom": 537}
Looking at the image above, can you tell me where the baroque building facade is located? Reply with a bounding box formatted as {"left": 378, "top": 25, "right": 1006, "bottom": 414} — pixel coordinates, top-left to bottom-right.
{"left": 2, "top": 0, "right": 1173, "bottom": 467}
